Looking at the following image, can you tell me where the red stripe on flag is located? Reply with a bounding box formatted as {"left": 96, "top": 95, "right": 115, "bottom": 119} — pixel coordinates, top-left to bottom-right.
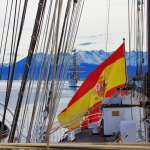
{"left": 81, "top": 102, "right": 102, "bottom": 129}
{"left": 67, "top": 43, "right": 125, "bottom": 107}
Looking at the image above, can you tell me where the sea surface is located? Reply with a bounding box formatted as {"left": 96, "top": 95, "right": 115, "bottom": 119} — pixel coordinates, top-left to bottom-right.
{"left": 0, "top": 80, "right": 77, "bottom": 143}
{"left": 0, "top": 81, "right": 146, "bottom": 143}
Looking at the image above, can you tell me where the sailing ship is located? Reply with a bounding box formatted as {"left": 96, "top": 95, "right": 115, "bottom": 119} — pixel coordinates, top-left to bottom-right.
{"left": 0, "top": 0, "right": 148, "bottom": 146}
{"left": 57, "top": 0, "right": 150, "bottom": 144}
{"left": 68, "top": 49, "right": 78, "bottom": 88}
{"left": 58, "top": 42, "right": 145, "bottom": 143}
{"left": 0, "top": 0, "right": 85, "bottom": 143}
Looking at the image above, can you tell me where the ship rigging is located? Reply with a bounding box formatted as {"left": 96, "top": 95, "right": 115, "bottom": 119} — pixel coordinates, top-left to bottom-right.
{"left": 0, "top": 0, "right": 149, "bottom": 145}
{"left": 0, "top": 0, "right": 85, "bottom": 142}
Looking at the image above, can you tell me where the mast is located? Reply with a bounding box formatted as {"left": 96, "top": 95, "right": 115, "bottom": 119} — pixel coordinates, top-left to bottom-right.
{"left": 145, "top": 0, "right": 150, "bottom": 141}
{"left": 69, "top": 49, "right": 78, "bottom": 88}
{"left": 148, "top": 0, "right": 150, "bottom": 76}
{"left": 72, "top": 49, "right": 78, "bottom": 82}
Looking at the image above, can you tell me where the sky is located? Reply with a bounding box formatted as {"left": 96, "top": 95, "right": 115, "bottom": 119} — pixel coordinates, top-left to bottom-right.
{"left": 75, "top": 0, "right": 130, "bottom": 51}
{"left": 0, "top": 0, "right": 146, "bottom": 62}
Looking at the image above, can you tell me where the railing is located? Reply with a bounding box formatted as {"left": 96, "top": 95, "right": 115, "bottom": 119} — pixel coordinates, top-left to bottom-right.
{"left": 81, "top": 112, "right": 103, "bottom": 129}
{"left": 0, "top": 143, "right": 149, "bottom": 149}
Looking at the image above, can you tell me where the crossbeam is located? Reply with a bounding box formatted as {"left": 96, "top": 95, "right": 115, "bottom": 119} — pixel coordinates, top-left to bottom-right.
{"left": 0, "top": 143, "right": 149, "bottom": 150}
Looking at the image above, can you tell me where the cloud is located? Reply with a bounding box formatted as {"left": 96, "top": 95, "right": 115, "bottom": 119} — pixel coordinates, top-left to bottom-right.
{"left": 79, "top": 42, "right": 95, "bottom": 46}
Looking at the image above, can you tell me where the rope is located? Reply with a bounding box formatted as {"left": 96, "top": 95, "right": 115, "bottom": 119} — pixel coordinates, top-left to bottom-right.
{"left": 0, "top": 0, "right": 85, "bottom": 143}
{"left": 17, "top": 80, "right": 34, "bottom": 142}
{"left": 0, "top": 0, "right": 14, "bottom": 79}
{"left": 26, "top": 0, "right": 60, "bottom": 142}
{"left": 18, "top": 0, "right": 54, "bottom": 141}
{"left": 46, "top": 0, "right": 72, "bottom": 142}
{"left": 46, "top": 0, "right": 85, "bottom": 143}
{"left": 2, "top": 0, "right": 28, "bottom": 129}
{"left": 8, "top": 0, "right": 47, "bottom": 142}
{"left": 28, "top": 0, "right": 57, "bottom": 141}
{"left": 2, "top": 0, "right": 22, "bottom": 127}
{"left": 30, "top": 0, "right": 84, "bottom": 142}
{"left": 103, "top": 0, "right": 110, "bottom": 81}
{"left": 105, "top": 0, "right": 110, "bottom": 55}
{"left": 128, "top": 0, "right": 134, "bottom": 120}
{"left": 128, "top": 0, "right": 133, "bottom": 66}
{"left": 0, "top": 0, "right": 9, "bottom": 55}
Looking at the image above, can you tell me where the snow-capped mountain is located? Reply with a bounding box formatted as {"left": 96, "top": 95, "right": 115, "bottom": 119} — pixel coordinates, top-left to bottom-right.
{"left": 0, "top": 50, "right": 147, "bottom": 80}
{"left": 77, "top": 50, "right": 108, "bottom": 64}
{"left": 76, "top": 50, "right": 147, "bottom": 66}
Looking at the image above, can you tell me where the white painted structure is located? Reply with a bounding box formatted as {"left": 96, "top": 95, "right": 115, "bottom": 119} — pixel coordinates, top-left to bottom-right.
{"left": 103, "top": 107, "right": 124, "bottom": 135}
{"left": 120, "top": 120, "right": 136, "bottom": 143}
{"left": 103, "top": 106, "right": 139, "bottom": 136}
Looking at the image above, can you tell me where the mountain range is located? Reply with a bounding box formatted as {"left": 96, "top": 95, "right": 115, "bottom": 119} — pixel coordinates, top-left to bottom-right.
{"left": 0, "top": 50, "right": 147, "bottom": 80}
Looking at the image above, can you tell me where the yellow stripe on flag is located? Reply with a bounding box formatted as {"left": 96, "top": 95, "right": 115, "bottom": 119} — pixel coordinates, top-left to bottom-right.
{"left": 58, "top": 87, "right": 102, "bottom": 128}
{"left": 58, "top": 43, "right": 126, "bottom": 129}
{"left": 103, "top": 58, "right": 126, "bottom": 95}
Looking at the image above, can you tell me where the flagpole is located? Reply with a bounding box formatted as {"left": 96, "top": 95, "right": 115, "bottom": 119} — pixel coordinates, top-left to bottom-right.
{"left": 147, "top": 0, "right": 150, "bottom": 76}
{"left": 122, "top": 38, "right": 128, "bottom": 85}
{"left": 123, "top": 38, "right": 134, "bottom": 120}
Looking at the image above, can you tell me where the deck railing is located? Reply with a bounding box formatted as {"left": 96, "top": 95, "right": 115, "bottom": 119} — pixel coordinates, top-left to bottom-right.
{"left": 0, "top": 143, "right": 149, "bottom": 150}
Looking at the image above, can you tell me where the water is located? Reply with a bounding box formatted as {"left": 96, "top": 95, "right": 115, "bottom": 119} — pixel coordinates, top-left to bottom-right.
{"left": 51, "top": 82, "right": 79, "bottom": 143}
{"left": 0, "top": 81, "right": 146, "bottom": 143}
{"left": 0, "top": 81, "right": 77, "bottom": 142}
{"left": 58, "top": 85, "right": 79, "bottom": 112}
{"left": 0, "top": 80, "right": 76, "bottom": 114}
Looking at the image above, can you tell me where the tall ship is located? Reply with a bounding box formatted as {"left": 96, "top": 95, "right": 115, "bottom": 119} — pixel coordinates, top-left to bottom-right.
{"left": 57, "top": 0, "right": 150, "bottom": 144}
{"left": 0, "top": 0, "right": 149, "bottom": 148}
{"left": 0, "top": 0, "right": 85, "bottom": 143}
{"left": 68, "top": 49, "right": 78, "bottom": 88}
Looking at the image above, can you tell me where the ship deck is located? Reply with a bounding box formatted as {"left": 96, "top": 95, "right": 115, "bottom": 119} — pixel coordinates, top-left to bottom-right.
{"left": 61, "top": 127, "right": 119, "bottom": 143}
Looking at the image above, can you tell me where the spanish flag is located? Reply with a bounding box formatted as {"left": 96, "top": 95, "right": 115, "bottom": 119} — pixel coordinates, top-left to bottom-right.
{"left": 58, "top": 43, "right": 126, "bottom": 129}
